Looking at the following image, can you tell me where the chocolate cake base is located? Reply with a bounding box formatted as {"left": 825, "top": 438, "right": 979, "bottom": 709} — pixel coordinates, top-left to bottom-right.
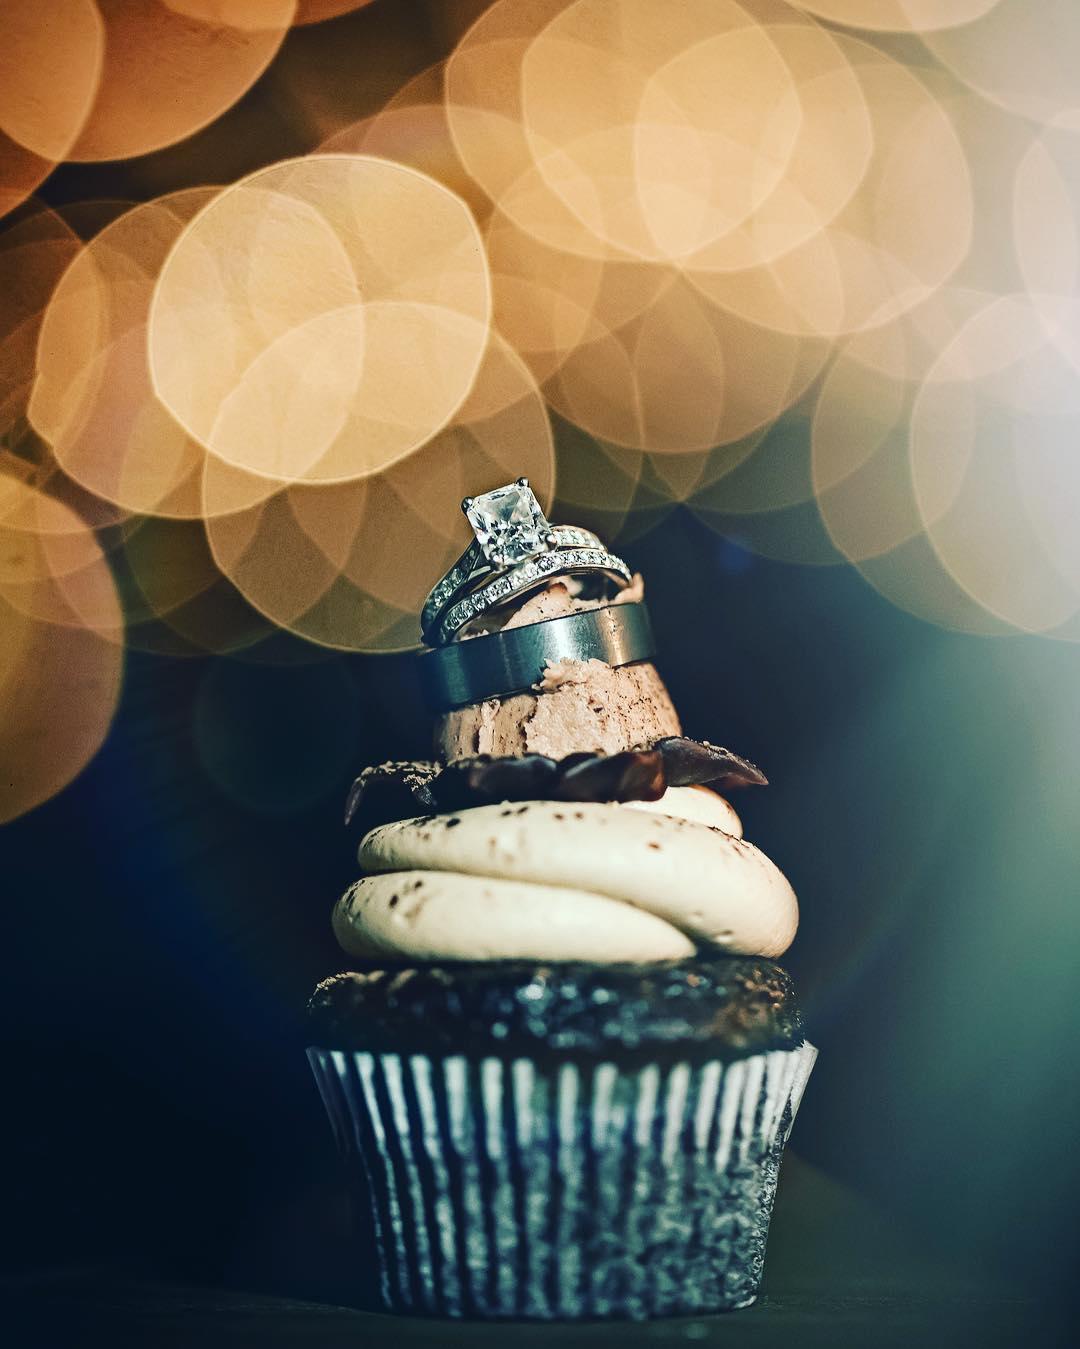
{"left": 309, "top": 1040, "right": 815, "bottom": 1319}
{"left": 306, "top": 958, "right": 814, "bottom": 1320}
{"left": 307, "top": 956, "right": 805, "bottom": 1063}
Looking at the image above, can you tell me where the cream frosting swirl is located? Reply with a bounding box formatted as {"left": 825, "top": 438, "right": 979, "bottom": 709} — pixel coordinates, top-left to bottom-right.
{"left": 333, "top": 787, "right": 798, "bottom": 964}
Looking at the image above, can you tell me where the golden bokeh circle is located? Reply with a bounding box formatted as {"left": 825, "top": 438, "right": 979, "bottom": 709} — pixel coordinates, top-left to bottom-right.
{"left": 202, "top": 331, "right": 555, "bottom": 651}
{"left": 793, "top": 1, "right": 1002, "bottom": 32}
{"left": 30, "top": 188, "right": 223, "bottom": 519}
{"left": 519, "top": 0, "right": 803, "bottom": 265}
{"left": 0, "top": 0, "right": 103, "bottom": 217}
{"left": 909, "top": 295, "right": 1080, "bottom": 635}
{"left": 150, "top": 155, "right": 492, "bottom": 486}
{"left": 0, "top": 473, "right": 123, "bottom": 822}
{"left": 70, "top": 0, "right": 296, "bottom": 162}
{"left": 1, "top": 204, "right": 84, "bottom": 450}
{"left": 922, "top": 0, "right": 1080, "bottom": 128}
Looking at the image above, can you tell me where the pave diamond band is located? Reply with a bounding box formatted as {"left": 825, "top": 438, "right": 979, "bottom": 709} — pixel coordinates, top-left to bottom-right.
{"left": 430, "top": 545, "right": 632, "bottom": 646}
{"left": 417, "top": 601, "right": 656, "bottom": 709}
{"left": 420, "top": 524, "right": 601, "bottom": 642}
{"left": 421, "top": 477, "right": 632, "bottom": 647}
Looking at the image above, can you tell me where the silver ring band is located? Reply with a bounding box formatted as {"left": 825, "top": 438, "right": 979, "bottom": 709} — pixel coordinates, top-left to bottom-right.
{"left": 421, "top": 524, "right": 601, "bottom": 640}
{"left": 417, "top": 601, "right": 655, "bottom": 710}
{"left": 430, "top": 546, "right": 632, "bottom": 646}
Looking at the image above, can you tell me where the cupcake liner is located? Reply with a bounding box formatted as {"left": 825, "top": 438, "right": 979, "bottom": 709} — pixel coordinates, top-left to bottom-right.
{"left": 308, "top": 1042, "right": 816, "bottom": 1320}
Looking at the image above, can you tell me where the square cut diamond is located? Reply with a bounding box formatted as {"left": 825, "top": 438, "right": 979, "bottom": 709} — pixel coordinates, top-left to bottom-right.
{"left": 465, "top": 481, "right": 550, "bottom": 567}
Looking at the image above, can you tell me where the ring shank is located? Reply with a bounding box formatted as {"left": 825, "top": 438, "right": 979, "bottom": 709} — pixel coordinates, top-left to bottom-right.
{"left": 417, "top": 602, "right": 656, "bottom": 710}
{"left": 421, "top": 525, "right": 605, "bottom": 644}
{"left": 432, "top": 547, "right": 632, "bottom": 646}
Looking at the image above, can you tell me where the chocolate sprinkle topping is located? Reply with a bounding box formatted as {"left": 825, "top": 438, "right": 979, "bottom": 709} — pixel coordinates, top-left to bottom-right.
{"left": 344, "top": 737, "right": 767, "bottom": 832}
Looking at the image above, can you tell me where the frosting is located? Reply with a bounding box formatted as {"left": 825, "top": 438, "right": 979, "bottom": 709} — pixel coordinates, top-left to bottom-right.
{"left": 335, "top": 795, "right": 797, "bottom": 964}
{"left": 625, "top": 784, "right": 743, "bottom": 836}
{"left": 334, "top": 871, "right": 694, "bottom": 962}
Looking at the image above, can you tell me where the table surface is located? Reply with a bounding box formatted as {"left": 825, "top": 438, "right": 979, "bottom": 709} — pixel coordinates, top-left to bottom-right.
{"left": 5, "top": 1156, "right": 1067, "bottom": 1349}
{"left": 6, "top": 1269, "right": 1054, "bottom": 1349}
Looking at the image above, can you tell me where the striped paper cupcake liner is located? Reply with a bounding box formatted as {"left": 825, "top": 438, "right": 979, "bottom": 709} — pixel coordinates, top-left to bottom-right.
{"left": 308, "top": 1042, "right": 816, "bottom": 1320}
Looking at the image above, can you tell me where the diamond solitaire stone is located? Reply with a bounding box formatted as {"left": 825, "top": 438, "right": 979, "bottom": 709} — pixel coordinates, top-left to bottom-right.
{"left": 464, "top": 480, "right": 551, "bottom": 567}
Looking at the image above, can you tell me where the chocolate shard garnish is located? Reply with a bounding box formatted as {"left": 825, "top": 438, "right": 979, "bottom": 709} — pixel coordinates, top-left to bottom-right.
{"left": 557, "top": 748, "right": 666, "bottom": 802}
{"left": 655, "top": 737, "right": 767, "bottom": 790}
{"left": 433, "top": 754, "right": 559, "bottom": 810}
{"left": 344, "top": 760, "right": 439, "bottom": 827}
{"left": 345, "top": 737, "right": 767, "bottom": 830}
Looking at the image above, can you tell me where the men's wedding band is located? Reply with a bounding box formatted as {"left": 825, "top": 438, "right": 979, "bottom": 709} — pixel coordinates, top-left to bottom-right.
{"left": 416, "top": 601, "right": 655, "bottom": 710}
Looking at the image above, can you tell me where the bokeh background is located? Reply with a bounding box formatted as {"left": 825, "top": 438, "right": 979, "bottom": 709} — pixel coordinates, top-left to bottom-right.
{"left": 2, "top": 0, "right": 1078, "bottom": 1337}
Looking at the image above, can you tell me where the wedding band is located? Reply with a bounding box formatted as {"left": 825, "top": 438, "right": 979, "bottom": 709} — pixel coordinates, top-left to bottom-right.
{"left": 421, "top": 523, "right": 601, "bottom": 642}
{"left": 417, "top": 601, "right": 655, "bottom": 710}
{"left": 430, "top": 545, "right": 632, "bottom": 646}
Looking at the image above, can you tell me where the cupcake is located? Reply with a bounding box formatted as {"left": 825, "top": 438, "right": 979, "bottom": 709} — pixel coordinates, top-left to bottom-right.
{"left": 307, "top": 484, "right": 815, "bottom": 1320}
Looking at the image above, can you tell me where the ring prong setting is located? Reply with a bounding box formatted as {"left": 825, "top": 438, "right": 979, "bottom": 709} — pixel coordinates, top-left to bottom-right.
{"left": 461, "top": 496, "right": 474, "bottom": 514}
{"left": 461, "top": 478, "right": 552, "bottom": 568}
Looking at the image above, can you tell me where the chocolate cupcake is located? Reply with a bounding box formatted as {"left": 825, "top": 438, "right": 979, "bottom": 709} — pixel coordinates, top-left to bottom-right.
{"left": 307, "top": 490, "right": 815, "bottom": 1320}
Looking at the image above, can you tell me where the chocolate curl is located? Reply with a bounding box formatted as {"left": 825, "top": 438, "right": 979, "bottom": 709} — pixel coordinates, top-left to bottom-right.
{"left": 344, "top": 737, "right": 768, "bottom": 831}
{"left": 557, "top": 748, "right": 666, "bottom": 802}
{"left": 344, "top": 760, "right": 438, "bottom": 827}
{"left": 433, "top": 754, "right": 559, "bottom": 811}
{"left": 656, "top": 737, "right": 768, "bottom": 790}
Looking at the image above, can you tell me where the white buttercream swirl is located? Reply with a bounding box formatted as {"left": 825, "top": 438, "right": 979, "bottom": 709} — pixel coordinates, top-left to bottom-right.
{"left": 333, "top": 787, "right": 798, "bottom": 964}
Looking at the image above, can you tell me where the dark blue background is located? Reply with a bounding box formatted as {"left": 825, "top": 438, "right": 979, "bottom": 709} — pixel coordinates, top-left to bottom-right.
{"left": 6, "top": 506, "right": 1079, "bottom": 1317}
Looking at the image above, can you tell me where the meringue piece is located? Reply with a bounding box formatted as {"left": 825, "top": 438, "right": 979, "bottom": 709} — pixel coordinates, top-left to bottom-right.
{"left": 434, "top": 659, "right": 680, "bottom": 761}
{"left": 433, "top": 578, "right": 680, "bottom": 762}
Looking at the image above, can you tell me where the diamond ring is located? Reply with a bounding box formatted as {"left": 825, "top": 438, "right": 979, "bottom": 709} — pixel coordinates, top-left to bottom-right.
{"left": 429, "top": 543, "right": 633, "bottom": 646}
{"left": 420, "top": 478, "right": 626, "bottom": 645}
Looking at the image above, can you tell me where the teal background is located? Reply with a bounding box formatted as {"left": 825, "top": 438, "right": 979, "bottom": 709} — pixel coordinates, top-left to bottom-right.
{"left": 4, "top": 505, "right": 1079, "bottom": 1338}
